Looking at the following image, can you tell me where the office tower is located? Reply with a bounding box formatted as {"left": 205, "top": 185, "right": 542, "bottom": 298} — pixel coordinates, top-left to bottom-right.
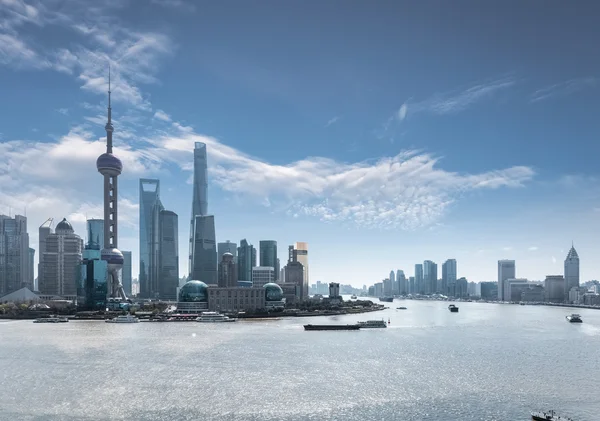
{"left": 294, "top": 242, "right": 309, "bottom": 298}
{"left": 190, "top": 215, "right": 217, "bottom": 284}
{"left": 39, "top": 218, "right": 82, "bottom": 296}
{"left": 159, "top": 210, "right": 179, "bottom": 299}
{"left": 78, "top": 240, "right": 108, "bottom": 311}
{"left": 455, "top": 277, "right": 469, "bottom": 298}
{"left": 480, "top": 282, "right": 498, "bottom": 300}
{"left": 139, "top": 178, "right": 162, "bottom": 297}
{"left": 28, "top": 248, "right": 35, "bottom": 290}
{"left": 389, "top": 270, "right": 396, "bottom": 293}
{"left": 260, "top": 240, "right": 278, "bottom": 280}
{"left": 564, "top": 245, "right": 579, "bottom": 300}
{"left": 442, "top": 259, "right": 457, "bottom": 296}
{"left": 37, "top": 218, "right": 52, "bottom": 292}
{"left": 0, "top": 215, "right": 30, "bottom": 294}
{"left": 397, "top": 270, "right": 407, "bottom": 295}
{"left": 423, "top": 260, "right": 437, "bottom": 295}
{"left": 252, "top": 266, "right": 275, "bottom": 288}
{"left": 218, "top": 241, "right": 237, "bottom": 263}
{"left": 87, "top": 219, "right": 104, "bottom": 250}
{"left": 383, "top": 278, "right": 392, "bottom": 296}
{"left": 497, "top": 260, "right": 516, "bottom": 301}
{"left": 238, "top": 239, "right": 256, "bottom": 282}
{"left": 122, "top": 251, "right": 132, "bottom": 297}
{"left": 218, "top": 252, "right": 237, "bottom": 287}
{"left": 191, "top": 142, "right": 208, "bottom": 218}
{"left": 96, "top": 71, "right": 127, "bottom": 300}
{"left": 285, "top": 260, "right": 305, "bottom": 299}
{"left": 544, "top": 275, "right": 565, "bottom": 303}
{"left": 409, "top": 276, "right": 415, "bottom": 294}
{"left": 415, "top": 264, "right": 423, "bottom": 294}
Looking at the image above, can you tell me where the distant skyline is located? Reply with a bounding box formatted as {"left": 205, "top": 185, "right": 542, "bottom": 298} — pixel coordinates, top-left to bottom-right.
{"left": 1, "top": 1, "right": 600, "bottom": 286}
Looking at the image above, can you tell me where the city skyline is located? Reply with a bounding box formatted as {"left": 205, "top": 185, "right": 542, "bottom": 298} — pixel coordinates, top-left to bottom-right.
{"left": 1, "top": 1, "right": 600, "bottom": 286}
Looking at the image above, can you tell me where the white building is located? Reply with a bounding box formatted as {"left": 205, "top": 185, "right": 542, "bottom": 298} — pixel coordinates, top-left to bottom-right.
{"left": 564, "top": 245, "right": 579, "bottom": 301}
{"left": 568, "top": 286, "right": 587, "bottom": 304}
{"left": 498, "top": 260, "right": 516, "bottom": 301}
{"left": 251, "top": 266, "right": 275, "bottom": 288}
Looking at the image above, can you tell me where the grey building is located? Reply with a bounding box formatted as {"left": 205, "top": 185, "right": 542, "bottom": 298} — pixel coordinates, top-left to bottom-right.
{"left": 455, "top": 277, "right": 468, "bottom": 298}
{"left": 544, "top": 275, "right": 565, "bottom": 303}
{"left": 159, "top": 210, "right": 179, "bottom": 299}
{"left": 37, "top": 219, "right": 52, "bottom": 292}
{"left": 480, "top": 282, "right": 498, "bottom": 300}
{"left": 503, "top": 278, "right": 529, "bottom": 302}
{"left": 238, "top": 239, "right": 256, "bottom": 282}
{"left": 389, "top": 270, "right": 396, "bottom": 293}
{"left": 423, "top": 260, "right": 437, "bottom": 295}
{"left": 28, "top": 248, "right": 35, "bottom": 290}
{"left": 139, "top": 178, "right": 163, "bottom": 298}
{"left": 294, "top": 242, "right": 309, "bottom": 296}
{"left": 383, "top": 278, "right": 392, "bottom": 296}
{"left": 252, "top": 266, "right": 275, "bottom": 288}
{"left": 497, "top": 260, "right": 516, "bottom": 301}
{"left": 442, "top": 259, "right": 457, "bottom": 296}
{"left": 122, "top": 251, "right": 132, "bottom": 297}
{"left": 39, "top": 218, "right": 82, "bottom": 297}
{"left": 564, "top": 245, "right": 579, "bottom": 301}
{"left": 218, "top": 252, "right": 237, "bottom": 288}
{"left": 284, "top": 260, "right": 305, "bottom": 299}
{"left": 397, "top": 270, "right": 407, "bottom": 295}
{"left": 260, "top": 240, "right": 278, "bottom": 281}
{"left": 0, "top": 215, "right": 30, "bottom": 294}
{"left": 190, "top": 215, "right": 217, "bottom": 285}
{"left": 415, "top": 264, "right": 423, "bottom": 294}
{"left": 218, "top": 241, "right": 237, "bottom": 263}
{"left": 408, "top": 276, "right": 415, "bottom": 294}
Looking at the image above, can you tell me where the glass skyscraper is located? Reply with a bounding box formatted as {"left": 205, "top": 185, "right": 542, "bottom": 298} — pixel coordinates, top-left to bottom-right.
{"left": 159, "top": 210, "right": 179, "bottom": 298}
{"left": 237, "top": 239, "right": 256, "bottom": 282}
{"left": 78, "top": 247, "right": 108, "bottom": 310}
{"left": 122, "top": 251, "right": 132, "bottom": 297}
{"left": 259, "top": 240, "right": 278, "bottom": 280}
{"left": 87, "top": 219, "right": 104, "bottom": 250}
{"left": 414, "top": 263, "right": 423, "bottom": 294}
{"left": 139, "top": 179, "right": 163, "bottom": 298}
{"left": 0, "top": 214, "right": 30, "bottom": 294}
{"left": 423, "top": 260, "right": 437, "bottom": 295}
{"left": 218, "top": 241, "right": 237, "bottom": 263}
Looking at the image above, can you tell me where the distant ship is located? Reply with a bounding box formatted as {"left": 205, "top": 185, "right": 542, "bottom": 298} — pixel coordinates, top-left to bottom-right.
{"left": 379, "top": 296, "right": 394, "bottom": 302}
{"left": 350, "top": 295, "right": 357, "bottom": 299}
{"left": 531, "top": 410, "right": 573, "bottom": 421}
{"left": 448, "top": 304, "right": 459, "bottom": 313}
{"left": 106, "top": 314, "right": 139, "bottom": 324}
{"left": 357, "top": 320, "right": 387, "bottom": 329}
{"left": 33, "top": 316, "right": 69, "bottom": 323}
{"left": 397, "top": 306, "right": 407, "bottom": 310}
{"left": 304, "top": 324, "right": 360, "bottom": 331}
{"left": 566, "top": 314, "right": 582, "bottom": 323}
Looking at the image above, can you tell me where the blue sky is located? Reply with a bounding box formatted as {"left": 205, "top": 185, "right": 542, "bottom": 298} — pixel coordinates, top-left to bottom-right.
{"left": 1, "top": 0, "right": 600, "bottom": 286}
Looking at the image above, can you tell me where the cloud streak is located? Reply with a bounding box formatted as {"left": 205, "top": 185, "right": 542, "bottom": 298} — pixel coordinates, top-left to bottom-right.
{"left": 530, "top": 77, "right": 597, "bottom": 102}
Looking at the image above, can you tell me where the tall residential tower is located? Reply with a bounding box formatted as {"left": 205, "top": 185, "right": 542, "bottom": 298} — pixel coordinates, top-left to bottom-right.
{"left": 497, "top": 260, "right": 516, "bottom": 301}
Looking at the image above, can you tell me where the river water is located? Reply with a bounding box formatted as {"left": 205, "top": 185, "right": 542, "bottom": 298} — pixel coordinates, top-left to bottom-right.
{"left": 1, "top": 299, "right": 598, "bottom": 421}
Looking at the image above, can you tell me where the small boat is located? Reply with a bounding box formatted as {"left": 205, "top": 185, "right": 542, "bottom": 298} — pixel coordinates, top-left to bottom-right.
{"left": 350, "top": 295, "right": 357, "bottom": 299}
{"left": 304, "top": 324, "right": 360, "bottom": 331}
{"left": 397, "top": 306, "right": 407, "bottom": 310}
{"left": 33, "top": 316, "right": 69, "bottom": 323}
{"left": 105, "top": 314, "right": 139, "bottom": 323}
{"left": 196, "top": 311, "right": 236, "bottom": 323}
{"left": 566, "top": 314, "right": 582, "bottom": 323}
{"left": 357, "top": 320, "right": 387, "bottom": 328}
{"left": 448, "top": 304, "right": 459, "bottom": 313}
{"left": 531, "top": 410, "right": 573, "bottom": 420}
{"left": 379, "top": 296, "right": 394, "bottom": 302}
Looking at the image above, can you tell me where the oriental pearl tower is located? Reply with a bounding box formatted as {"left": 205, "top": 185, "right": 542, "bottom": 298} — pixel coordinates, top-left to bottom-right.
{"left": 96, "top": 68, "right": 127, "bottom": 301}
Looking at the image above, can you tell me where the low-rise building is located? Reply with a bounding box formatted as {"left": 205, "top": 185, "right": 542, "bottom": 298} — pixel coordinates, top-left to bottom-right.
{"left": 504, "top": 278, "right": 529, "bottom": 302}
{"left": 568, "top": 286, "right": 588, "bottom": 304}
{"left": 544, "top": 275, "right": 565, "bottom": 303}
{"left": 521, "top": 284, "right": 545, "bottom": 302}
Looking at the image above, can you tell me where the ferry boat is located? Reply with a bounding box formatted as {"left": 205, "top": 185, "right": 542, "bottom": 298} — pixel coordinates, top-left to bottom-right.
{"left": 105, "top": 314, "right": 139, "bottom": 323}
{"left": 196, "top": 312, "right": 236, "bottom": 323}
{"left": 566, "top": 313, "right": 582, "bottom": 323}
{"left": 357, "top": 320, "right": 387, "bottom": 328}
{"left": 350, "top": 295, "right": 357, "bottom": 299}
{"left": 531, "top": 410, "right": 573, "bottom": 420}
{"left": 397, "top": 306, "right": 407, "bottom": 310}
{"left": 379, "top": 296, "right": 394, "bottom": 302}
{"left": 33, "top": 316, "right": 69, "bottom": 323}
{"left": 448, "top": 304, "right": 459, "bottom": 313}
{"left": 304, "top": 324, "right": 360, "bottom": 331}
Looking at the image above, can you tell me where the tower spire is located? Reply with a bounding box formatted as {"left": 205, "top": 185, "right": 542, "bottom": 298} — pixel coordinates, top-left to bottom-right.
{"left": 105, "top": 64, "right": 114, "bottom": 153}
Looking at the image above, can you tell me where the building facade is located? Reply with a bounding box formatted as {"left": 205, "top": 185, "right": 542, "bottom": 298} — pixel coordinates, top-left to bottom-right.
{"left": 122, "top": 251, "right": 132, "bottom": 297}
{"left": 284, "top": 260, "right": 305, "bottom": 299}
{"left": 503, "top": 278, "right": 529, "bottom": 302}
{"left": 28, "top": 247, "right": 35, "bottom": 290}
{"left": 442, "top": 259, "right": 457, "bottom": 296}
{"left": 564, "top": 245, "right": 579, "bottom": 301}
{"left": 544, "top": 275, "right": 565, "bottom": 303}
{"left": 415, "top": 264, "right": 423, "bottom": 294}
{"left": 260, "top": 240, "right": 278, "bottom": 281}
{"left": 139, "top": 178, "right": 162, "bottom": 298}
{"left": 159, "top": 210, "right": 179, "bottom": 299}
{"left": 218, "top": 252, "right": 237, "bottom": 288}
{"left": 78, "top": 247, "right": 108, "bottom": 310}
{"left": 217, "top": 241, "right": 237, "bottom": 264}
{"left": 423, "top": 260, "right": 437, "bottom": 295}
{"left": 190, "top": 215, "right": 217, "bottom": 285}
{"left": 497, "top": 260, "right": 516, "bottom": 301}
{"left": 252, "top": 266, "right": 275, "bottom": 288}
{"left": 238, "top": 239, "right": 256, "bottom": 282}
{"left": 294, "top": 242, "right": 309, "bottom": 298}
{"left": 480, "top": 282, "right": 498, "bottom": 300}
{"left": 207, "top": 287, "right": 265, "bottom": 312}
{"left": 0, "top": 215, "right": 30, "bottom": 295}
{"left": 37, "top": 219, "right": 52, "bottom": 293}
{"left": 40, "top": 218, "right": 82, "bottom": 297}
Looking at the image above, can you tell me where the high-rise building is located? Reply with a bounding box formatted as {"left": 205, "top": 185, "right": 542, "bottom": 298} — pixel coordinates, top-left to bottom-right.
{"left": 544, "top": 275, "right": 565, "bottom": 303}
{"left": 218, "top": 241, "right": 237, "bottom": 264}
{"left": 218, "top": 252, "right": 237, "bottom": 287}
{"left": 415, "top": 264, "right": 423, "bottom": 294}
{"left": 96, "top": 72, "right": 127, "bottom": 301}
{"left": 260, "top": 240, "right": 278, "bottom": 281}
{"left": 397, "top": 270, "right": 407, "bottom": 295}
{"left": 159, "top": 210, "right": 179, "bottom": 299}
{"left": 39, "top": 218, "right": 82, "bottom": 297}
{"left": 455, "top": 277, "right": 469, "bottom": 298}
{"left": 409, "top": 276, "right": 415, "bottom": 294}
{"left": 139, "top": 178, "right": 162, "bottom": 298}
{"left": 37, "top": 219, "right": 52, "bottom": 292}
{"left": 383, "top": 278, "right": 392, "bottom": 296}
{"left": 122, "top": 251, "right": 132, "bottom": 297}
{"left": 564, "top": 245, "right": 579, "bottom": 300}
{"left": 497, "top": 260, "right": 516, "bottom": 301}
{"left": 285, "top": 247, "right": 306, "bottom": 299}
{"left": 190, "top": 215, "right": 217, "bottom": 284}
{"left": 0, "top": 215, "right": 30, "bottom": 294}
{"left": 480, "top": 282, "right": 498, "bottom": 300}
{"left": 442, "top": 259, "right": 457, "bottom": 296}
{"left": 294, "top": 242, "right": 309, "bottom": 298}
{"left": 423, "top": 260, "right": 437, "bottom": 295}
{"left": 252, "top": 266, "right": 275, "bottom": 288}
{"left": 190, "top": 142, "right": 208, "bottom": 219}
{"left": 389, "top": 270, "right": 396, "bottom": 293}
{"left": 28, "top": 247, "right": 35, "bottom": 290}
{"left": 238, "top": 239, "right": 256, "bottom": 282}
{"left": 77, "top": 218, "right": 109, "bottom": 309}
{"left": 86, "top": 219, "right": 104, "bottom": 250}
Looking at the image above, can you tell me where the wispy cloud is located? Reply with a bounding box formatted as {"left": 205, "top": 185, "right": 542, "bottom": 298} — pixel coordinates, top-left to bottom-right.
{"left": 528, "top": 246, "right": 538, "bottom": 251}
{"left": 502, "top": 246, "right": 513, "bottom": 251}
{"left": 325, "top": 116, "right": 340, "bottom": 127}
{"left": 530, "top": 77, "right": 597, "bottom": 102}
{"left": 397, "top": 103, "right": 408, "bottom": 121}
{"left": 0, "top": 33, "right": 47, "bottom": 68}
{"left": 150, "top": 0, "right": 196, "bottom": 12}
{"left": 154, "top": 109, "right": 171, "bottom": 122}
{"left": 56, "top": 108, "right": 69, "bottom": 115}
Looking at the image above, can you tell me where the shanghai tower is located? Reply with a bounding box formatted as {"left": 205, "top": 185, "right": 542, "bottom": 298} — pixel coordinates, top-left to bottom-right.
{"left": 96, "top": 69, "right": 127, "bottom": 300}
{"left": 189, "top": 142, "right": 217, "bottom": 284}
